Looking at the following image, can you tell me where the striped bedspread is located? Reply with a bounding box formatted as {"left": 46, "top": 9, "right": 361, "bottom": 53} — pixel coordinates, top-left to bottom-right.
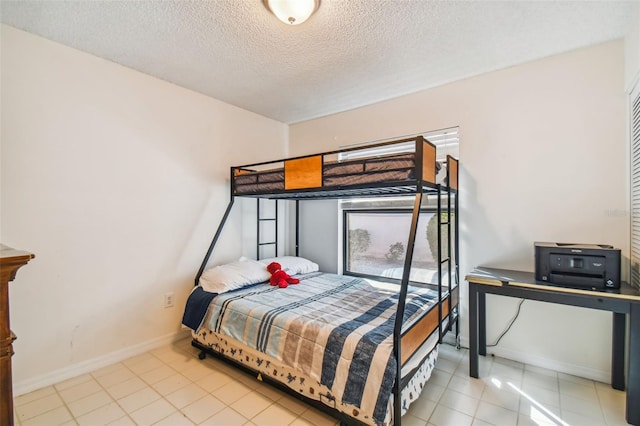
{"left": 206, "top": 272, "right": 439, "bottom": 424}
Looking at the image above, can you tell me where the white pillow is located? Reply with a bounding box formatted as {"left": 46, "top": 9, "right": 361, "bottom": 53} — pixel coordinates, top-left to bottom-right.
{"left": 199, "top": 258, "right": 270, "bottom": 294}
{"left": 258, "top": 256, "right": 319, "bottom": 275}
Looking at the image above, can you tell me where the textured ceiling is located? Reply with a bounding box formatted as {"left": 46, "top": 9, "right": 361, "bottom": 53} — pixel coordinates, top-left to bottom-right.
{"left": 1, "top": 0, "right": 636, "bottom": 124}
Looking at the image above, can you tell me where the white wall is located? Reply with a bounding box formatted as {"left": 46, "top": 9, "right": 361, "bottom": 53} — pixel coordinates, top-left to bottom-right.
{"left": 625, "top": 3, "right": 640, "bottom": 92}
{"left": 0, "top": 25, "right": 287, "bottom": 393}
{"left": 290, "top": 40, "right": 627, "bottom": 381}
{"left": 296, "top": 200, "right": 339, "bottom": 273}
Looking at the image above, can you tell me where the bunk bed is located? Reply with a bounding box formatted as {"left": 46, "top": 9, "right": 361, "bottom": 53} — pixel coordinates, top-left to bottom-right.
{"left": 182, "top": 135, "right": 459, "bottom": 426}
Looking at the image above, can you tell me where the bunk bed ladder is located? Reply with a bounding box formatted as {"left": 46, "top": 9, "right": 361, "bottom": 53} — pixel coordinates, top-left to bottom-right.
{"left": 451, "top": 183, "right": 460, "bottom": 347}
{"left": 437, "top": 187, "right": 448, "bottom": 343}
{"left": 257, "top": 199, "right": 278, "bottom": 260}
{"left": 437, "top": 183, "right": 460, "bottom": 346}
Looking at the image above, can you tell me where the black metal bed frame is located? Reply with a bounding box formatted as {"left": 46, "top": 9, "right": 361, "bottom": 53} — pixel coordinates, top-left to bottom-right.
{"left": 192, "top": 136, "right": 459, "bottom": 426}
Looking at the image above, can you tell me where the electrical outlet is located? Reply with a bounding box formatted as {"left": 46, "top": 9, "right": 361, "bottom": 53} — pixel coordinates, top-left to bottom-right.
{"left": 163, "top": 292, "right": 175, "bottom": 308}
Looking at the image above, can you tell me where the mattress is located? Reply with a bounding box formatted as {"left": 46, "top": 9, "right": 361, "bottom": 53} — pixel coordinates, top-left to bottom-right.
{"left": 188, "top": 272, "right": 447, "bottom": 425}
{"left": 192, "top": 323, "right": 439, "bottom": 426}
{"left": 234, "top": 153, "right": 421, "bottom": 195}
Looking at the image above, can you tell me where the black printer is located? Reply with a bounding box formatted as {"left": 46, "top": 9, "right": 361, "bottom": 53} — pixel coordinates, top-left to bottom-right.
{"left": 534, "top": 242, "right": 621, "bottom": 290}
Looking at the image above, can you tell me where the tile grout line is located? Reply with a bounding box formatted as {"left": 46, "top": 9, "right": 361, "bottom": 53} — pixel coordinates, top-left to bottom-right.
{"left": 88, "top": 359, "right": 145, "bottom": 425}
{"left": 189, "top": 345, "right": 338, "bottom": 426}
{"left": 140, "top": 346, "right": 211, "bottom": 425}
{"left": 15, "top": 383, "right": 76, "bottom": 425}
{"left": 138, "top": 345, "right": 228, "bottom": 421}
{"left": 592, "top": 381, "right": 613, "bottom": 425}
{"left": 146, "top": 343, "right": 270, "bottom": 426}
{"left": 431, "top": 346, "right": 482, "bottom": 424}
{"left": 455, "top": 347, "right": 483, "bottom": 425}
{"left": 194, "top": 360, "right": 313, "bottom": 426}
{"left": 50, "top": 385, "right": 75, "bottom": 426}
{"left": 51, "top": 346, "right": 192, "bottom": 425}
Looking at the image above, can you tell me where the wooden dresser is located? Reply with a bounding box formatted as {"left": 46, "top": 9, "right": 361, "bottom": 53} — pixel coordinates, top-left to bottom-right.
{"left": 1, "top": 245, "right": 34, "bottom": 426}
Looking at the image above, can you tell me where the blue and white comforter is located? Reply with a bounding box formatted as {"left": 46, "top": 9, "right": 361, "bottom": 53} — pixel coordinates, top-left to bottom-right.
{"left": 203, "top": 272, "right": 438, "bottom": 424}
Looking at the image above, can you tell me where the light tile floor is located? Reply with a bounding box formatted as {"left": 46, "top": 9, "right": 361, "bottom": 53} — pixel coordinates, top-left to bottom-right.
{"left": 13, "top": 338, "right": 629, "bottom": 426}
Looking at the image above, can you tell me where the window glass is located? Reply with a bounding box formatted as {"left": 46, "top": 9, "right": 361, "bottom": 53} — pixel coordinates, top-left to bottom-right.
{"left": 344, "top": 210, "right": 446, "bottom": 284}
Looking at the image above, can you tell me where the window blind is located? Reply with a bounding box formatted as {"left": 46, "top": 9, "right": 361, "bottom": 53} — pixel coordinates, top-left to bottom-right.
{"left": 631, "top": 85, "right": 640, "bottom": 290}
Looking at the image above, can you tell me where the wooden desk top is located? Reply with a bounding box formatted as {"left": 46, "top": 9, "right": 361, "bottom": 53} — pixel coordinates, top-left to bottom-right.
{"left": 0, "top": 245, "right": 35, "bottom": 284}
{"left": 466, "top": 267, "right": 640, "bottom": 302}
{"left": 1, "top": 245, "right": 34, "bottom": 260}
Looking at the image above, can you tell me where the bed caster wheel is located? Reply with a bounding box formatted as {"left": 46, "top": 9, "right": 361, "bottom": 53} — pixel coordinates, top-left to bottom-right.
{"left": 198, "top": 350, "right": 206, "bottom": 360}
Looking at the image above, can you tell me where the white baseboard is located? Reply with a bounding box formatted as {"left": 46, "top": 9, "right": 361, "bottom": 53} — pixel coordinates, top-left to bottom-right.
{"left": 13, "top": 329, "right": 191, "bottom": 396}
{"left": 458, "top": 337, "right": 610, "bottom": 384}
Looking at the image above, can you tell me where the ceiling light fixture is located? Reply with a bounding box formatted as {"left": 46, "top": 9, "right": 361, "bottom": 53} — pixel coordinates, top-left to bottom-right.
{"left": 264, "top": 0, "right": 319, "bottom": 25}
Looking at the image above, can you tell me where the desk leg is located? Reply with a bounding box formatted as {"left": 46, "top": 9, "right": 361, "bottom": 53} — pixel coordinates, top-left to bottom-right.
{"left": 611, "top": 312, "right": 625, "bottom": 391}
{"left": 469, "top": 283, "right": 479, "bottom": 378}
{"left": 628, "top": 304, "right": 640, "bottom": 426}
{"left": 479, "top": 292, "right": 486, "bottom": 356}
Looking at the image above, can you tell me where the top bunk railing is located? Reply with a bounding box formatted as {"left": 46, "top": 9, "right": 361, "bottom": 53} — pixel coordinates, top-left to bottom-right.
{"left": 231, "top": 136, "right": 459, "bottom": 199}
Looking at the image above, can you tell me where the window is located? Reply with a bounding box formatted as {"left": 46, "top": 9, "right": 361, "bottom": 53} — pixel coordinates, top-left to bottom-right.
{"left": 343, "top": 206, "right": 454, "bottom": 285}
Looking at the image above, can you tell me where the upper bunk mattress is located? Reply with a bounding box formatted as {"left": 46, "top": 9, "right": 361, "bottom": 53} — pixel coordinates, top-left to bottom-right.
{"left": 229, "top": 135, "right": 459, "bottom": 199}
{"left": 234, "top": 153, "right": 418, "bottom": 195}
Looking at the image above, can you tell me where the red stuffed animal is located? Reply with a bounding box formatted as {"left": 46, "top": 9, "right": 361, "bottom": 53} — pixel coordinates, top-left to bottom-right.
{"left": 266, "top": 262, "right": 299, "bottom": 288}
